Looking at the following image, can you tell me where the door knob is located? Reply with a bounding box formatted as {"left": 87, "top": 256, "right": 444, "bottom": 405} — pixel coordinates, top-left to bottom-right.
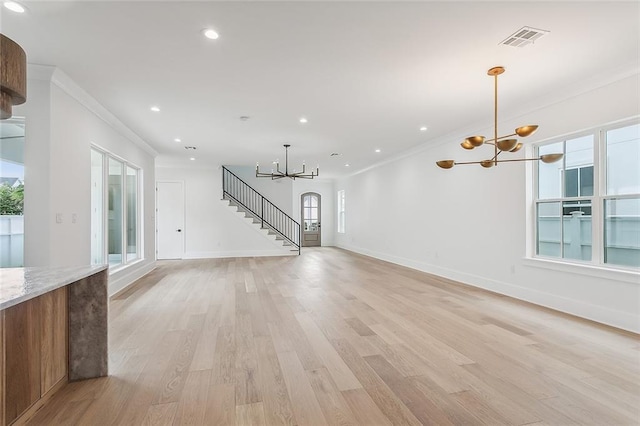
{"left": 177, "top": 229, "right": 182, "bottom": 232}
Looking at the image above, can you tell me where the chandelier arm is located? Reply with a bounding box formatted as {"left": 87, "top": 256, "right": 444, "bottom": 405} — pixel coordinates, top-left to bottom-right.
{"left": 484, "top": 132, "right": 517, "bottom": 144}
{"left": 455, "top": 157, "right": 543, "bottom": 166}
{"left": 492, "top": 157, "right": 542, "bottom": 163}
{"left": 256, "top": 144, "right": 319, "bottom": 179}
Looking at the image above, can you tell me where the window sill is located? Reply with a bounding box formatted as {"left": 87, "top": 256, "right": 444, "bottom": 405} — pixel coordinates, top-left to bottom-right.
{"left": 108, "top": 258, "right": 144, "bottom": 275}
{"left": 522, "top": 257, "right": 639, "bottom": 284}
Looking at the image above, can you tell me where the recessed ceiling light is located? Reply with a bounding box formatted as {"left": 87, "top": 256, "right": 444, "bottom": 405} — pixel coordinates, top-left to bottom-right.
{"left": 150, "top": 106, "right": 160, "bottom": 112}
{"left": 174, "top": 138, "right": 181, "bottom": 143}
{"left": 203, "top": 29, "right": 219, "bottom": 40}
{"left": 375, "top": 149, "right": 381, "bottom": 153}
{"left": 4, "top": 1, "right": 25, "bottom": 13}
{"left": 345, "top": 163, "right": 350, "bottom": 167}
{"left": 190, "top": 157, "right": 196, "bottom": 161}
{"left": 299, "top": 117, "right": 308, "bottom": 124}
{"left": 420, "top": 126, "right": 428, "bottom": 131}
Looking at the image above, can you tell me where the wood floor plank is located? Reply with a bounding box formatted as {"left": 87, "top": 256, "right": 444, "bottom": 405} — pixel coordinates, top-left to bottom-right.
{"left": 205, "top": 383, "right": 236, "bottom": 426}
{"left": 255, "top": 336, "right": 296, "bottom": 426}
{"left": 141, "top": 402, "right": 179, "bottom": 426}
{"left": 20, "top": 248, "right": 640, "bottom": 426}
{"left": 236, "top": 402, "right": 267, "bottom": 426}
{"left": 341, "top": 388, "right": 393, "bottom": 426}
{"left": 276, "top": 350, "right": 328, "bottom": 426}
{"left": 173, "top": 369, "right": 211, "bottom": 425}
{"left": 306, "top": 367, "right": 359, "bottom": 426}
{"left": 364, "top": 354, "right": 455, "bottom": 426}
{"left": 295, "top": 312, "right": 362, "bottom": 391}
{"left": 329, "top": 338, "right": 422, "bottom": 426}
{"left": 153, "top": 314, "right": 205, "bottom": 405}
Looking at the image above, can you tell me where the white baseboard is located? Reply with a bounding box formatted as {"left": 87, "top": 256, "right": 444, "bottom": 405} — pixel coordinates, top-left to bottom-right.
{"left": 336, "top": 243, "right": 639, "bottom": 334}
{"left": 183, "top": 250, "right": 297, "bottom": 259}
{"left": 108, "top": 259, "right": 157, "bottom": 297}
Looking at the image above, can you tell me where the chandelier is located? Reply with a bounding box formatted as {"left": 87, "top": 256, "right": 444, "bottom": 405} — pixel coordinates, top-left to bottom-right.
{"left": 256, "top": 144, "right": 319, "bottom": 180}
{"left": 436, "top": 66, "right": 563, "bottom": 169}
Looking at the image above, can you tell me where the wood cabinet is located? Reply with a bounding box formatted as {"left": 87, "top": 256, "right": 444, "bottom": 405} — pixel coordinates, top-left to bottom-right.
{"left": 4, "top": 296, "right": 41, "bottom": 424}
{"left": 1, "top": 266, "right": 107, "bottom": 426}
{"left": 40, "top": 288, "right": 68, "bottom": 395}
{"left": 2, "top": 287, "right": 68, "bottom": 425}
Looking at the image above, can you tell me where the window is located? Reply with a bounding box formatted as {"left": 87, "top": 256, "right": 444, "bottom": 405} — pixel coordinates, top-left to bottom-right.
{"left": 302, "top": 193, "right": 319, "bottom": 232}
{"left": 91, "top": 147, "right": 141, "bottom": 268}
{"left": 0, "top": 118, "right": 25, "bottom": 268}
{"left": 337, "top": 190, "right": 345, "bottom": 233}
{"left": 534, "top": 121, "right": 639, "bottom": 268}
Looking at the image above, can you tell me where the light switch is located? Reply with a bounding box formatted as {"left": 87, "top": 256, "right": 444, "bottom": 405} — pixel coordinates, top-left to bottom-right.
{"left": 72, "top": 213, "right": 78, "bottom": 223}
{"left": 56, "top": 213, "right": 63, "bottom": 223}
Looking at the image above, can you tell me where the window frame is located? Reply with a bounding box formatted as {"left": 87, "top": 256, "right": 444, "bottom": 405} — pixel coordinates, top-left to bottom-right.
{"left": 337, "top": 189, "right": 345, "bottom": 234}
{"left": 531, "top": 118, "right": 639, "bottom": 272}
{"left": 91, "top": 145, "right": 142, "bottom": 271}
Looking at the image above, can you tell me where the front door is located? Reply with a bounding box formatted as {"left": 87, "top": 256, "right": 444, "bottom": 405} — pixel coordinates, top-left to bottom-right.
{"left": 301, "top": 192, "right": 321, "bottom": 247}
{"left": 157, "top": 181, "right": 185, "bottom": 259}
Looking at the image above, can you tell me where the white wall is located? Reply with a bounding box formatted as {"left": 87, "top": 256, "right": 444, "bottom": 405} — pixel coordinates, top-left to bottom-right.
{"left": 293, "top": 179, "right": 335, "bottom": 246}
{"left": 334, "top": 73, "right": 640, "bottom": 333}
{"left": 14, "top": 65, "right": 157, "bottom": 295}
{"left": 156, "top": 166, "right": 296, "bottom": 258}
{"left": 17, "top": 67, "right": 52, "bottom": 267}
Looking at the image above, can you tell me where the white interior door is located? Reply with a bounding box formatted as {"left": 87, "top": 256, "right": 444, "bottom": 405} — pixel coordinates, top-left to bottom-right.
{"left": 157, "top": 181, "right": 184, "bottom": 259}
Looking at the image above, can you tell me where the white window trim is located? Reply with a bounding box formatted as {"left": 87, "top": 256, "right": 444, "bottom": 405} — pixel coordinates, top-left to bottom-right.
{"left": 337, "top": 189, "right": 345, "bottom": 234}
{"left": 527, "top": 117, "right": 640, "bottom": 276}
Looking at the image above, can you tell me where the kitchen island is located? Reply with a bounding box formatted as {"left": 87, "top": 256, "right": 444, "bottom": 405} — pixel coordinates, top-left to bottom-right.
{"left": 0, "top": 264, "right": 108, "bottom": 425}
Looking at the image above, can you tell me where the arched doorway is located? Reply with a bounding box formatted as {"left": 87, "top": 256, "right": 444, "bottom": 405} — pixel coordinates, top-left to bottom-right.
{"left": 301, "top": 192, "right": 321, "bottom": 247}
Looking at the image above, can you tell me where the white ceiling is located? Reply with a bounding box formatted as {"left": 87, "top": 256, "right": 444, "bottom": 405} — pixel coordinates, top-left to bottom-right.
{"left": 2, "top": 1, "right": 639, "bottom": 178}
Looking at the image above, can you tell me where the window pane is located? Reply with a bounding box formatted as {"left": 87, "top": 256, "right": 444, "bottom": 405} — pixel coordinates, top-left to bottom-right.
{"left": 108, "top": 158, "right": 123, "bottom": 266}
{"left": 604, "top": 198, "right": 640, "bottom": 267}
{"left": 310, "top": 196, "right": 318, "bottom": 208}
{"left": 580, "top": 166, "right": 594, "bottom": 197}
{"left": 126, "top": 166, "right": 138, "bottom": 262}
{"left": 606, "top": 124, "right": 640, "bottom": 195}
{"left": 565, "top": 135, "right": 593, "bottom": 197}
{"left": 91, "top": 149, "right": 104, "bottom": 265}
{"left": 538, "top": 142, "right": 563, "bottom": 199}
{"left": 562, "top": 201, "right": 591, "bottom": 261}
{"left": 564, "top": 169, "right": 578, "bottom": 197}
{"left": 0, "top": 118, "right": 25, "bottom": 268}
{"left": 537, "top": 202, "right": 561, "bottom": 257}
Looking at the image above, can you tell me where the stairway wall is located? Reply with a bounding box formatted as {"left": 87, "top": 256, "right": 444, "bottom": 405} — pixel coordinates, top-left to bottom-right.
{"left": 226, "top": 165, "right": 294, "bottom": 217}
{"left": 156, "top": 166, "right": 293, "bottom": 258}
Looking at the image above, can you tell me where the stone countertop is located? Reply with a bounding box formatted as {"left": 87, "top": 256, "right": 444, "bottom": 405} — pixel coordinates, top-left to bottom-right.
{"left": 0, "top": 264, "right": 108, "bottom": 311}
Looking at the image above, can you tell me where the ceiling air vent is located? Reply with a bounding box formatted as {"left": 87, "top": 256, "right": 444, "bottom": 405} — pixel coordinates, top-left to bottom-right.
{"left": 184, "top": 146, "right": 197, "bottom": 150}
{"left": 501, "top": 26, "right": 549, "bottom": 48}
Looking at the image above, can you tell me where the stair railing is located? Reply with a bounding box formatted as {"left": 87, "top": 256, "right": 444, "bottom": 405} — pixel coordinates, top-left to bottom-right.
{"left": 222, "top": 166, "right": 301, "bottom": 254}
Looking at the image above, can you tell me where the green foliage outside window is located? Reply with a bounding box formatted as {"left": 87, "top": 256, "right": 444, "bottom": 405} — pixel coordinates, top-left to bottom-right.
{"left": 0, "top": 184, "right": 24, "bottom": 215}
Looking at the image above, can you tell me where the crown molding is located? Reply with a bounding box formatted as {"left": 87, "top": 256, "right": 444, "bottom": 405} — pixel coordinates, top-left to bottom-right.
{"left": 39, "top": 66, "right": 159, "bottom": 158}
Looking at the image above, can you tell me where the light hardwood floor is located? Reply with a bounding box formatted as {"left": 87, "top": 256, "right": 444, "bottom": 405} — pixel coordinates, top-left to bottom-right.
{"left": 26, "top": 248, "right": 639, "bottom": 425}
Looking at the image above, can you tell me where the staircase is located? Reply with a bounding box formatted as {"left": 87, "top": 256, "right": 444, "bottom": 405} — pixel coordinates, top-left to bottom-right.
{"left": 222, "top": 166, "right": 301, "bottom": 254}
